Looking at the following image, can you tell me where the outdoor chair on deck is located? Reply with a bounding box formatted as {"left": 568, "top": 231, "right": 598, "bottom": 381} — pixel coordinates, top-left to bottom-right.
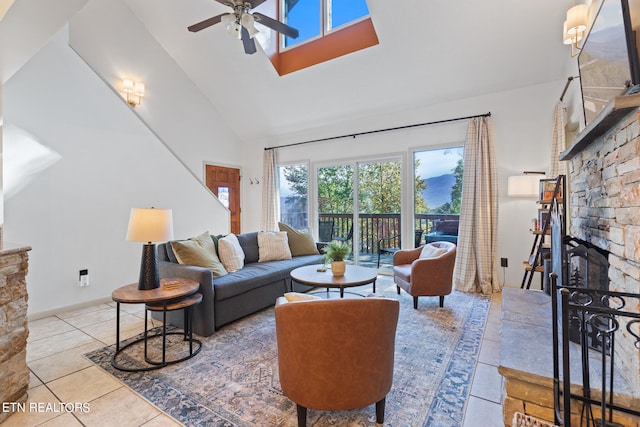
{"left": 318, "top": 221, "right": 334, "bottom": 243}
{"left": 275, "top": 297, "right": 400, "bottom": 426}
{"left": 376, "top": 229, "right": 424, "bottom": 268}
{"left": 333, "top": 224, "right": 353, "bottom": 244}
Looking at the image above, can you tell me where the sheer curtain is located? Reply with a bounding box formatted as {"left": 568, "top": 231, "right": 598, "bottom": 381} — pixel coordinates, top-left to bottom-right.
{"left": 261, "top": 149, "right": 279, "bottom": 231}
{"left": 550, "top": 101, "right": 567, "bottom": 177}
{"left": 453, "top": 116, "right": 500, "bottom": 294}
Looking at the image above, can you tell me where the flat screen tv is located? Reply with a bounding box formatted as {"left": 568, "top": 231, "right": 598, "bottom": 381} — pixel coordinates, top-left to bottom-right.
{"left": 578, "top": 0, "right": 640, "bottom": 126}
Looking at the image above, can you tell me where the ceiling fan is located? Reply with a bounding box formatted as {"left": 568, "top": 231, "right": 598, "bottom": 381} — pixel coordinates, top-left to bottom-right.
{"left": 188, "top": 0, "right": 299, "bottom": 55}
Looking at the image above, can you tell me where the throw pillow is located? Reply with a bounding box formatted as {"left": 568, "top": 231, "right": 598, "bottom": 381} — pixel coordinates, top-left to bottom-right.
{"left": 210, "top": 234, "right": 219, "bottom": 254}
{"left": 236, "top": 232, "right": 259, "bottom": 264}
{"left": 278, "top": 222, "right": 320, "bottom": 256}
{"left": 218, "top": 233, "right": 245, "bottom": 272}
{"left": 284, "top": 292, "right": 322, "bottom": 302}
{"left": 419, "top": 243, "right": 448, "bottom": 259}
{"left": 257, "top": 231, "right": 292, "bottom": 262}
{"left": 170, "top": 231, "right": 228, "bottom": 277}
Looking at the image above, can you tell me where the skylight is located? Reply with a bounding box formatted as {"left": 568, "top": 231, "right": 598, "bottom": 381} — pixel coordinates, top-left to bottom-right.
{"left": 270, "top": 0, "right": 378, "bottom": 75}
{"left": 282, "top": 0, "right": 371, "bottom": 49}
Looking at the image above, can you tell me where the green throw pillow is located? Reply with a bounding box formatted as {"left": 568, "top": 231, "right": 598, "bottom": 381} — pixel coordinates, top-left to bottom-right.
{"left": 278, "top": 222, "right": 320, "bottom": 256}
{"left": 171, "top": 231, "right": 228, "bottom": 277}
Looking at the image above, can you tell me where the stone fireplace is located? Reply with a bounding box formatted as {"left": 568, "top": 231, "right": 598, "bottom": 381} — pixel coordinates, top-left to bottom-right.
{"left": 0, "top": 243, "right": 31, "bottom": 423}
{"left": 565, "top": 109, "right": 640, "bottom": 396}
{"left": 499, "top": 100, "right": 640, "bottom": 426}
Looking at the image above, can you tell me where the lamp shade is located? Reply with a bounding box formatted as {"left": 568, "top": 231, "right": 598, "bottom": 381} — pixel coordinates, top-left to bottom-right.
{"left": 566, "top": 4, "right": 587, "bottom": 35}
{"left": 563, "top": 20, "right": 583, "bottom": 45}
{"left": 134, "top": 81, "right": 145, "bottom": 97}
{"left": 507, "top": 174, "right": 545, "bottom": 198}
{"left": 126, "top": 208, "right": 173, "bottom": 243}
{"left": 122, "top": 78, "right": 134, "bottom": 93}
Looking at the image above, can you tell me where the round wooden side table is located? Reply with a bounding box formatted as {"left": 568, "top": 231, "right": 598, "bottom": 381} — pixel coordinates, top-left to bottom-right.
{"left": 111, "top": 278, "right": 200, "bottom": 372}
{"left": 145, "top": 292, "right": 203, "bottom": 366}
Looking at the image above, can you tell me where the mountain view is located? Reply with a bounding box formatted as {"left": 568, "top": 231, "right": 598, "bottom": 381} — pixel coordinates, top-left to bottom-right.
{"left": 421, "top": 173, "right": 455, "bottom": 209}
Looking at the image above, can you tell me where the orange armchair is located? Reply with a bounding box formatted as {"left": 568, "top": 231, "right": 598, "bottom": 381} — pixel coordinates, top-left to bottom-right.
{"left": 393, "top": 241, "right": 457, "bottom": 309}
{"left": 275, "top": 297, "right": 400, "bottom": 426}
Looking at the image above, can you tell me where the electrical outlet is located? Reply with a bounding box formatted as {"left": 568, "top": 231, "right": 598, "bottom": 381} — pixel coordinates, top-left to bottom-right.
{"left": 500, "top": 257, "right": 508, "bottom": 268}
{"left": 79, "top": 269, "right": 89, "bottom": 287}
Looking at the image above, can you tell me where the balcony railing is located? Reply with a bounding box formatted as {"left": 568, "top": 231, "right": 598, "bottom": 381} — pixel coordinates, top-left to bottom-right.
{"left": 308, "top": 213, "right": 459, "bottom": 254}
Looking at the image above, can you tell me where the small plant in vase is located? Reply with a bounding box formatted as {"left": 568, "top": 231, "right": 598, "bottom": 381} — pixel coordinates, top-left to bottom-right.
{"left": 322, "top": 240, "right": 351, "bottom": 277}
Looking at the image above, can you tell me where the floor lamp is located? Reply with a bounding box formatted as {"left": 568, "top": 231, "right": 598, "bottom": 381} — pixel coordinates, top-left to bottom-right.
{"left": 126, "top": 207, "right": 174, "bottom": 290}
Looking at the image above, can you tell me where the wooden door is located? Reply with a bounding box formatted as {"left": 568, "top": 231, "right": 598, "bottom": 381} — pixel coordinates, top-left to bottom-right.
{"left": 205, "top": 165, "right": 241, "bottom": 234}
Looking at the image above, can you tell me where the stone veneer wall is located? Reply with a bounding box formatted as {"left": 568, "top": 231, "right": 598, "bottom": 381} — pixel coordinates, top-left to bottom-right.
{"left": 0, "top": 244, "right": 31, "bottom": 423}
{"left": 500, "top": 109, "right": 640, "bottom": 427}
{"left": 567, "top": 109, "right": 640, "bottom": 395}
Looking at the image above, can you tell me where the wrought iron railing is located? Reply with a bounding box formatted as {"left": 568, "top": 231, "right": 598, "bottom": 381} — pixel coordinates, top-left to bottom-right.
{"left": 550, "top": 276, "right": 640, "bottom": 426}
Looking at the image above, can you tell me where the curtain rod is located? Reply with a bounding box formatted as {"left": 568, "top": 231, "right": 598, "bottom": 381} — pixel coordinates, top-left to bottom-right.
{"left": 560, "top": 75, "right": 580, "bottom": 101}
{"left": 264, "top": 112, "right": 492, "bottom": 151}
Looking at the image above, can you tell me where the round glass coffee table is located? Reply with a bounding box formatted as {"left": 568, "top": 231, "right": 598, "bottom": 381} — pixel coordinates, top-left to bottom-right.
{"left": 290, "top": 264, "right": 378, "bottom": 298}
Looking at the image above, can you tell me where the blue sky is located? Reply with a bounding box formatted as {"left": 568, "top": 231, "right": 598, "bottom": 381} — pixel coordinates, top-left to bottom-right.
{"left": 415, "top": 147, "right": 463, "bottom": 179}
{"left": 285, "top": 0, "right": 369, "bottom": 47}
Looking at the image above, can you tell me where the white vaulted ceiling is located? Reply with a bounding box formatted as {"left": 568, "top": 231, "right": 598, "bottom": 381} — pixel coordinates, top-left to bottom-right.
{"left": 121, "top": 0, "right": 578, "bottom": 141}
{"left": 2, "top": 0, "right": 580, "bottom": 141}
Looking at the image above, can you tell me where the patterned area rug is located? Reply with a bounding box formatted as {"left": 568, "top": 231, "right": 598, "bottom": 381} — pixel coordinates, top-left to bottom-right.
{"left": 86, "top": 280, "right": 489, "bottom": 426}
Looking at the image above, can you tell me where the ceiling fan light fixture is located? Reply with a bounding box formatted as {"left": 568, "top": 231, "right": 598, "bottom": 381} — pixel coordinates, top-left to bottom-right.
{"left": 186, "top": 2, "right": 299, "bottom": 55}
{"left": 231, "top": 21, "right": 242, "bottom": 39}
{"left": 221, "top": 13, "right": 235, "bottom": 28}
{"left": 241, "top": 13, "right": 259, "bottom": 39}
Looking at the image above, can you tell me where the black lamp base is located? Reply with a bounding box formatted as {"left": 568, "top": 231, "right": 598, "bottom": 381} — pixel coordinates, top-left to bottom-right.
{"left": 138, "top": 243, "right": 160, "bottom": 290}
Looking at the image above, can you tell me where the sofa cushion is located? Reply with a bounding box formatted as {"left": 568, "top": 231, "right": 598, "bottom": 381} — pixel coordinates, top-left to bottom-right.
{"left": 218, "top": 233, "right": 245, "bottom": 272}
{"left": 170, "top": 231, "right": 228, "bottom": 277}
{"left": 258, "top": 231, "right": 292, "bottom": 262}
{"left": 278, "top": 222, "right": 320, "bottom": 256}
{"left": 284, "top": 292, "right": 322, "bottom": 302}
{"left": 393, "top": 264, "right": 411, "bottom": 282}
{"left": 164, "top": 242, "right": 179, "bottom": 263}
{"left": 213, "top": 254, "right": 323, "bottom": 300}
{"left": 237, "top": 232, "right": 260, "bottom": 264}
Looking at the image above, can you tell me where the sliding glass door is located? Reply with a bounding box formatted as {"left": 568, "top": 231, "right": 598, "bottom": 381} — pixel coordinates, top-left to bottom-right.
{"left": 413, "top": 146, "right": 463, "bottom": 246}
{"left": 317, "top": 164, "right": 354, "bottom": 262}
{"left": 315, "top": 158, "right": 402, "bottom": 271}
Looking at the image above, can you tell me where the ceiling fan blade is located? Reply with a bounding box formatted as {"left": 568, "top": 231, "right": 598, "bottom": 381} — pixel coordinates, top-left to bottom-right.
{"left": 241, "top": 26, "right": 257, "bottom": 54}
{"left": 246, "top": 0, "right": 267, "bottom": 8}
{"left": 252, "top": 12, "right": 299, "bottom": 38}
{"left": 188, "top": 14, "right": 225, "bottom": 32}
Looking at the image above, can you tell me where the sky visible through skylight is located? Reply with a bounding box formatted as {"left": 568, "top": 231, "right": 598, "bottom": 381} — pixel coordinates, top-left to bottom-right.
{"left": 285, "top": 0, "right": 369, "bottom": 47}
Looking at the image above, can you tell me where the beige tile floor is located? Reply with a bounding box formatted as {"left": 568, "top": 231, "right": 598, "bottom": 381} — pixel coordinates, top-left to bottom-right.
{"left": 8, "top": 290, "right": 504, "bottom": 426}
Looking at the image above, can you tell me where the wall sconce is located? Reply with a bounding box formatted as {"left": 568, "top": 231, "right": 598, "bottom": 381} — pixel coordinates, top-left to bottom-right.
{"left": 563, "top": 4, "right": 587, "bottom": 57}
{"left": 507, "top": 171, "right": 546, "bottom": 198}
{"left": 122, "top": 78, "right": 145, "bottom": 107}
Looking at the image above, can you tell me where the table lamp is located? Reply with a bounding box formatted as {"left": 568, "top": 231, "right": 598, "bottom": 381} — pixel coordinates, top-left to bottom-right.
{"left": 126, "top": 207, "right": 174, "bottom": 290}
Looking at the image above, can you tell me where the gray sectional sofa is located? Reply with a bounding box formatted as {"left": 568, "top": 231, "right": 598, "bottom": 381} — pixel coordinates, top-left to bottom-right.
{"left": 156, "top": 232, "right": 323, "bottom": 336}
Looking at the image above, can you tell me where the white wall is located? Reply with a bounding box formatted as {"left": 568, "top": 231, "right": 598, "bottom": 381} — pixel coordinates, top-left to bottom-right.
{"left": 242, "top": 80, "right": 567, "bottom": 289}
{"left": 67, "top": 0, "right": 242, "bottom": 187}
{"left": 3, "top": 28, "right": 230, "bottom": 317}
